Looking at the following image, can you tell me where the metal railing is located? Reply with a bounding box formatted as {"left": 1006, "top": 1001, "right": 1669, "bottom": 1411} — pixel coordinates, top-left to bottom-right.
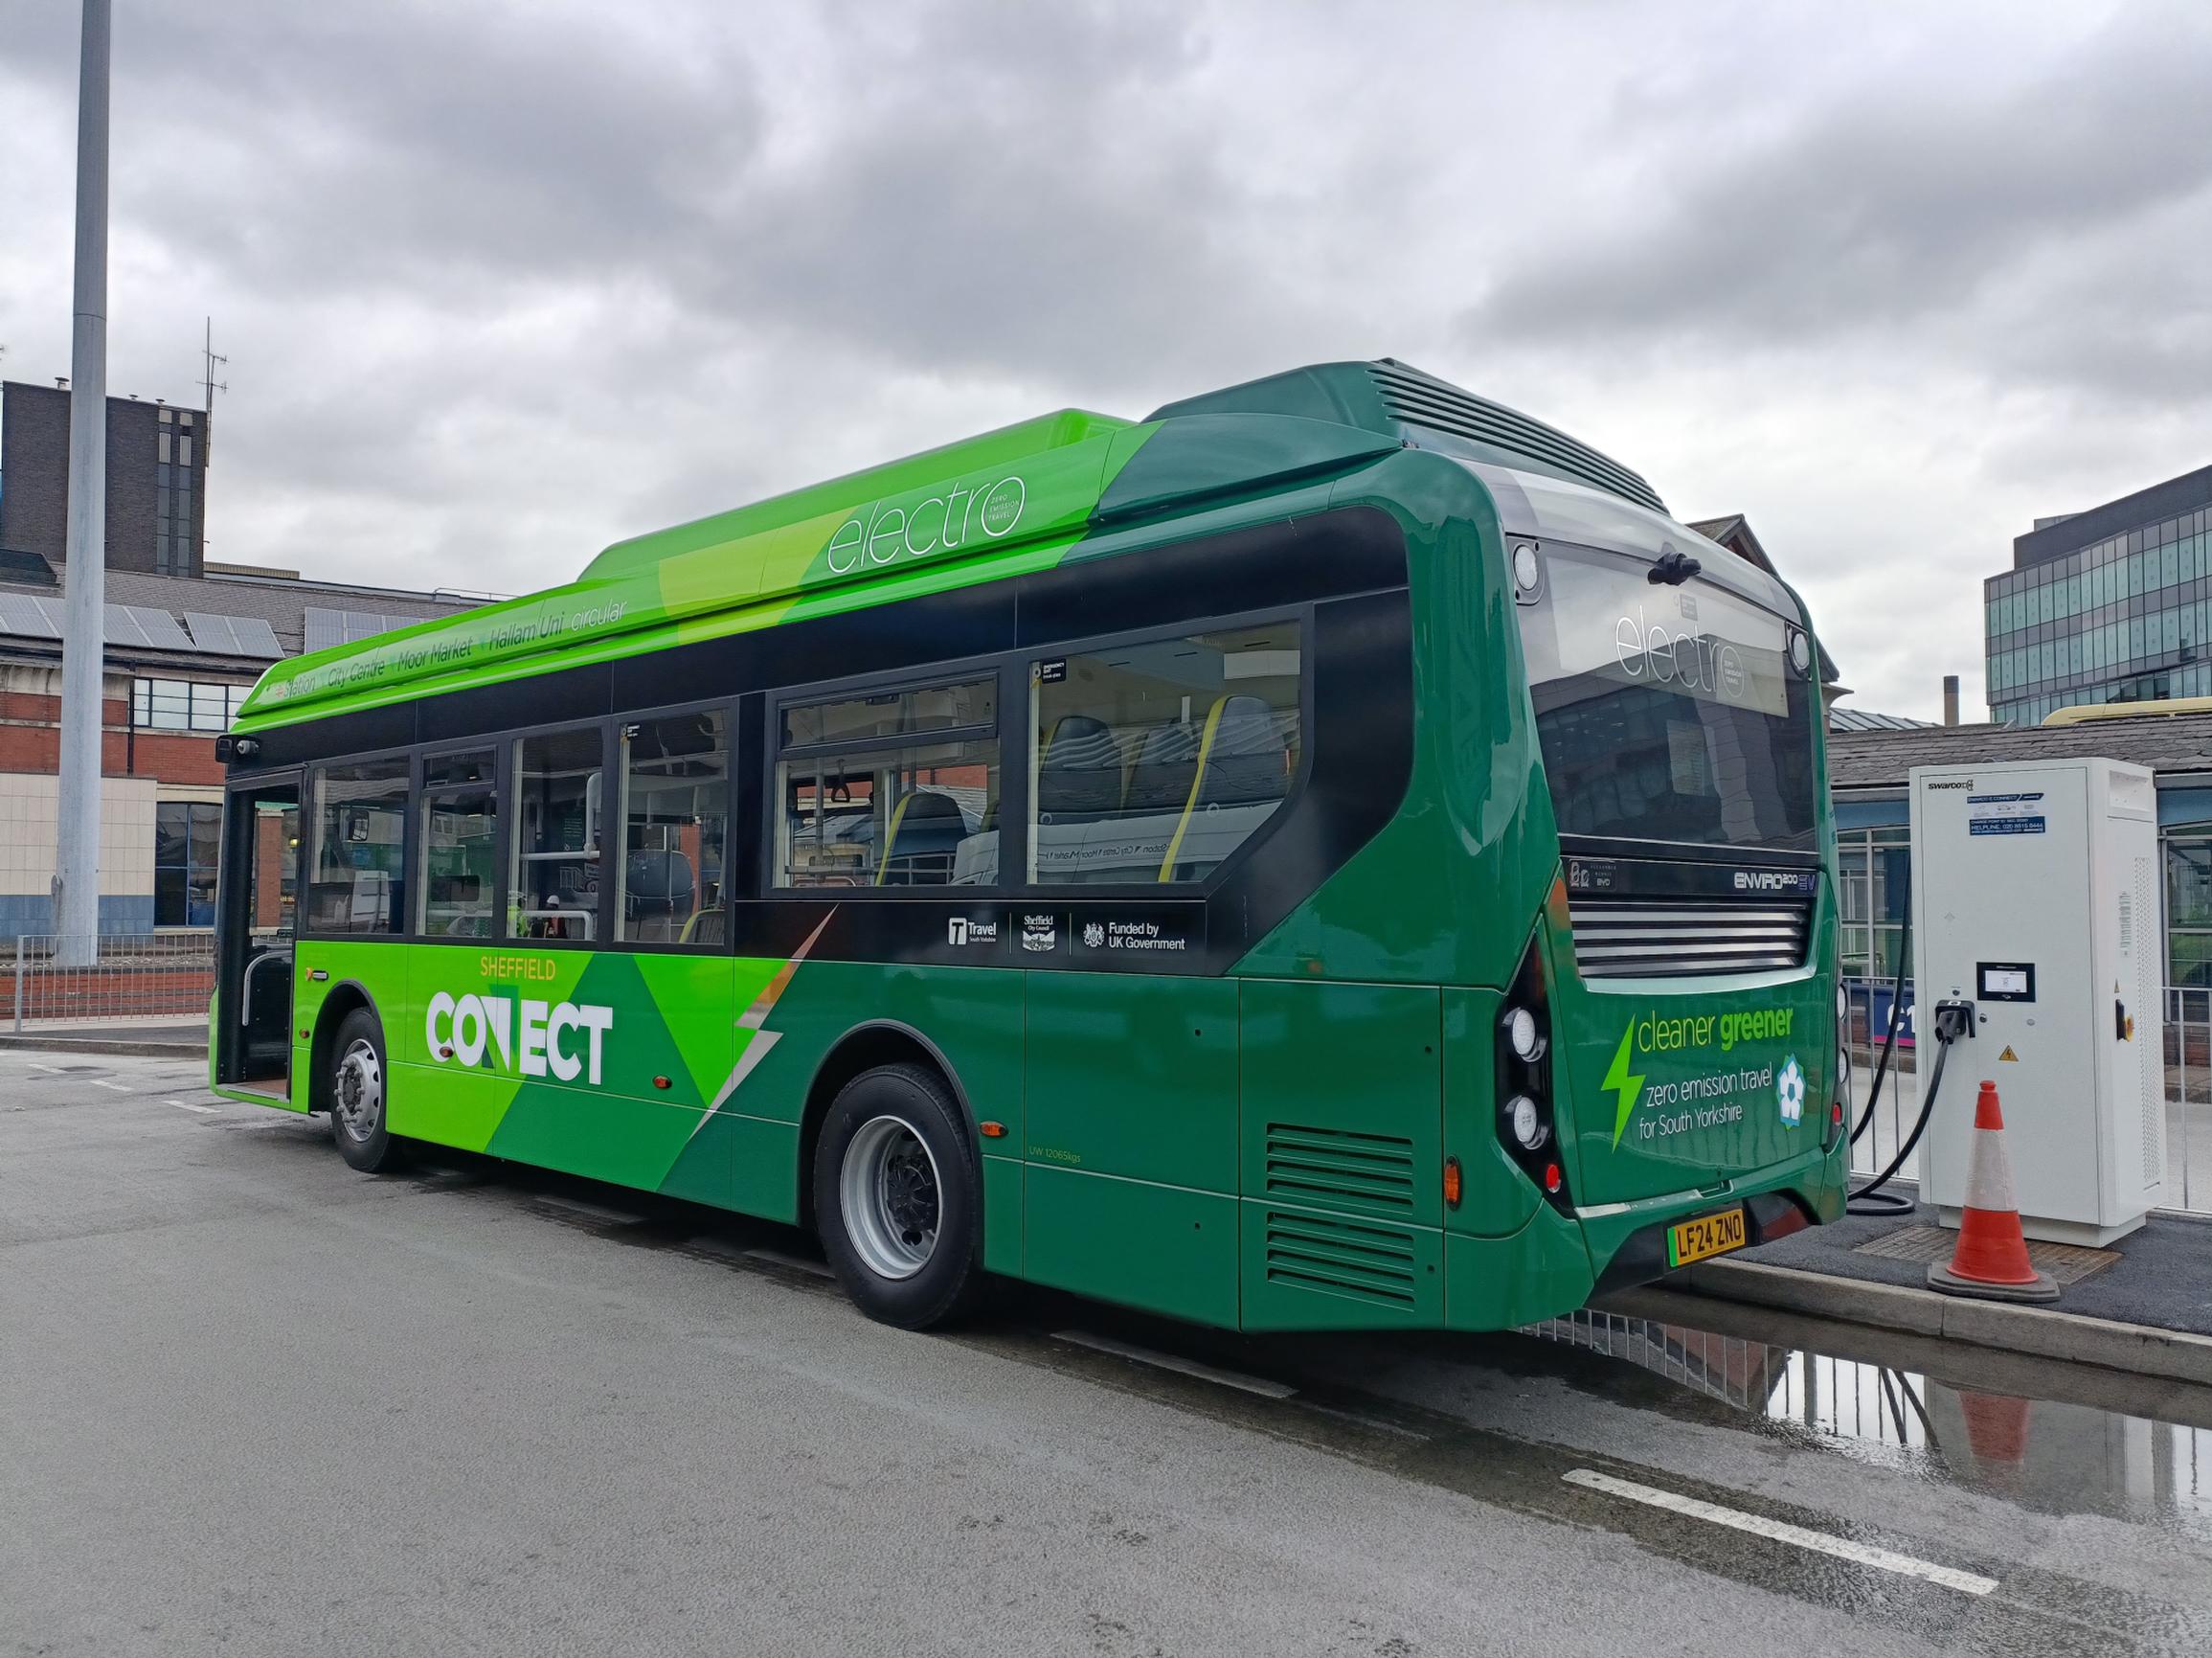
{"left": 1843, "top": 978, "right": 2211, "bottom": 1215}
{"left": 7, "top": 931, "right": 215, "bottom": 1033}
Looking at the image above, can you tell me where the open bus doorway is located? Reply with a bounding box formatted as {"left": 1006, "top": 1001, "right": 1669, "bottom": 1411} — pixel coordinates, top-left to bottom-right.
{"left": 214, "top": 778, "right": 299, "bottom": 1096}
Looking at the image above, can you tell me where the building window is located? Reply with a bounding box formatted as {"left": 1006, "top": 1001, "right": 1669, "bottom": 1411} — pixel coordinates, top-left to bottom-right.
{"left": 1030, "top": 622, "right": 1301, "bottom": 885}
{"left": 777, "top": 678, "right": 1000, "bottom": 888}
{"left": 131, "top": 678, "right": 247, "bottom": 732}
{"left": 308, "top": 759, "right": 408, "bottom": 934}
{"left": 1838, "top": 826, "right": 1910, "bottom": 981}
{"left": 2167, "top": 834, "right": 2212, "bottom": 988}
{"left": 154, "top": 801, "right": 221, "bottom": 927}
{"left": 616, "top": 711, "right": 728, "bottom": 943}
{"left": 508, "top": 727, "right": 604, "bottom": 940}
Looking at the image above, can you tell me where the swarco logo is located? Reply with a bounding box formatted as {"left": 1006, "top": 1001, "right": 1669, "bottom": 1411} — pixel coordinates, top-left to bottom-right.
{"left": 425, "top": 990, "right": 614, "bottom": 1084}
{"left": 824, "top": 472, "right": 1027, "bottom": 576}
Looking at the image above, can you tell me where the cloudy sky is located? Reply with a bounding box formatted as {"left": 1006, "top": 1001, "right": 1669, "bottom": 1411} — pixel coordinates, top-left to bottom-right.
{"left": 2, "top": 0, "right": 2206, "bottom": 719}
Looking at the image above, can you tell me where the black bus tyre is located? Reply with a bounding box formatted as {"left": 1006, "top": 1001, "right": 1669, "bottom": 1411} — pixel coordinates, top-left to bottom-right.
{"left": 815, "top": 1064, "right": 981, "bottom": 1329}
{"left": 330, "top": 1006, "right": 404, "bottom": 1174}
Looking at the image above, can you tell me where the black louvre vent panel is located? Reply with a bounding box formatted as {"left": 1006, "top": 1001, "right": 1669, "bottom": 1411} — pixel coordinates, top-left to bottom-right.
{"left": 1366, "top": 361, "right": 1666, "bottom": 515}
{"left": 1569, "top": 896, "right": 1812, "bottom": 979}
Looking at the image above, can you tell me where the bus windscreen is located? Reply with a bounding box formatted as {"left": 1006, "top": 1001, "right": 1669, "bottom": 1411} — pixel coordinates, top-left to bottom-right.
{"left": 1518, "top": 547, "right": 1818, "bottom": 853}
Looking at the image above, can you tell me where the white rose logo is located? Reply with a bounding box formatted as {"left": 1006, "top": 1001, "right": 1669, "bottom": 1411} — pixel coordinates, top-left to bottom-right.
{"left": 1776, "top": 1056, "right": 1806, "bottom": 1127}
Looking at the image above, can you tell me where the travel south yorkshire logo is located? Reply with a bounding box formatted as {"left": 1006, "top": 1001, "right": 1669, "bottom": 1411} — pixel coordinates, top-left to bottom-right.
{"left": 1603, "top": 1005, "right": 1797, "bottom": 1147}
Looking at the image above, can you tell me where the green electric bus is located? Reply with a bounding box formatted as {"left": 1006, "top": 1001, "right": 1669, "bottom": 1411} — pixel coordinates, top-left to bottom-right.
{"left": 211, "top": 358, "right": 1846, "bottom": 1332}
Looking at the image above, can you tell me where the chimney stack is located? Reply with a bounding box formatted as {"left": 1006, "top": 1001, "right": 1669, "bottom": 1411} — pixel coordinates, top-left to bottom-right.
{"left": 1943, "top": 674, "right": 1961, "bottom": 727}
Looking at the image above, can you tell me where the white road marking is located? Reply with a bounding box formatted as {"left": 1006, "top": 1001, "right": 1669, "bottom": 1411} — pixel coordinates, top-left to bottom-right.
{"left": 742, "top": 1246, "right": 835, "bottom": 1280}
{"left": 167, "top": 1101, "right": 219, "bottom": 1114}
{"left": 1052, "top": 1330, "right": 1298, "bottom": 1400}
{"left": 92, "top": 1079, "right": 132, "bottom": 1093}
{"left": 28, "top": 1062, "right": 66, "bottom": 1074}
{"left": 1561, "top": 1468, "right": 1998, "bottom": 1597}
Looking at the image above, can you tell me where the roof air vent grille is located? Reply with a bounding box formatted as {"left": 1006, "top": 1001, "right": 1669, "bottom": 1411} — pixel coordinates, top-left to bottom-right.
{"left": 1366, "top": 361, "right": 1665, "bottom": 514}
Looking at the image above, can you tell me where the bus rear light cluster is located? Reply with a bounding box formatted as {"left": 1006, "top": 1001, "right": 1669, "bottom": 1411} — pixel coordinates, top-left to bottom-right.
{"left": 1827, "top": 946, "right": 1849, "bottom": 1150}
{"left": 1496, "top": 936, "right": 1568, "bottom": 1209}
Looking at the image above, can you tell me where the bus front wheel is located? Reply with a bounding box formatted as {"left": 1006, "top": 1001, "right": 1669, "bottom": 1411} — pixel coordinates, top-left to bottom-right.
{"left": 814, "top": 1064, "right": 980, "bottom": 1329}
{"left": 329, "top": 1007, "right": 404, "bottom": 1174}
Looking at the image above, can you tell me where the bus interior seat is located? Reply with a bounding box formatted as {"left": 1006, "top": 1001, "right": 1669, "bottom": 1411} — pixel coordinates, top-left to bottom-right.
{"left": 875, "top": 790, "right": 967, "bottom": 885}
{"left": 1036, "top": 715, "right": 1126, "bottom": 818}
{"left": 1194, "top": 695, "right": 1292, "bottom": 806}
{"left": 625, "top": 849, "right": 696, "bottom": 939}
{"left": 1154, "top": 695, "right": 1292, "bottom": 880}
{"left": 1123, "top": 720, "right": 1201, "bottom": 812}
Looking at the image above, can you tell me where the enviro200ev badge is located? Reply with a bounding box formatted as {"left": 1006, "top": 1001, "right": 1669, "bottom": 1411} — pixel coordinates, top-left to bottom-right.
{"left": 1775, "top": 1056, "right": 1805, "bottom": 1127}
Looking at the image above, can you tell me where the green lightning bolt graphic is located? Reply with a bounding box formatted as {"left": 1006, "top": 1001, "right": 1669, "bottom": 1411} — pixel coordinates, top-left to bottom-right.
{"left": 1603, "top": 1020, "right": 1646, "bottom": 1148}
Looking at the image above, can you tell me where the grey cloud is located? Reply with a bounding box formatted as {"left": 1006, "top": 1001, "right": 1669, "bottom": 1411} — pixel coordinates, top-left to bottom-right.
{"left": 1461, "top": 6, "right": 2212, "bottom": 401}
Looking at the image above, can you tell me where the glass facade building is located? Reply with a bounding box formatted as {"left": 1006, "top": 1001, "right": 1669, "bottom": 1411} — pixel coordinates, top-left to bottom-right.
{"left": 1986, "top": 466, "right": 2212, "bottom": 727}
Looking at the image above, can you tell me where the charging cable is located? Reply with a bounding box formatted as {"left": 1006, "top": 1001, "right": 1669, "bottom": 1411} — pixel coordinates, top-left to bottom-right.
{"left": 1848, "top": 999, "right": 1975, "bottom": 1215}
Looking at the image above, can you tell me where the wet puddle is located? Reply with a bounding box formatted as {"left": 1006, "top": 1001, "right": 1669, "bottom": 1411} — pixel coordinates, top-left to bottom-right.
{"left": 1528, "top": 1307, "right": 2212, "bottom": 1526}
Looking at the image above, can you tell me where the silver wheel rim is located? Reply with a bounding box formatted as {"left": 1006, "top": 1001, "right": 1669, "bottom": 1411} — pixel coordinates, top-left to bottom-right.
{"left": 334, "top": 1037, "right": 383, "bottom": 1143}
{"left": 839, "top": 1113, "right": 941, "bottom": 1280}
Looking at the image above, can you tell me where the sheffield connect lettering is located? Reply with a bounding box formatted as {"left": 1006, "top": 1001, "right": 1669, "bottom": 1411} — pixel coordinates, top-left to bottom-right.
{"left": 424, "top": 990, "right": 614, "bottom": 1085}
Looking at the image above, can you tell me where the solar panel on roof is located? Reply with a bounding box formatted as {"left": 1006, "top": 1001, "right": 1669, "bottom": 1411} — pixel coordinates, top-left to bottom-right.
{"left": 302, "top": 605, "right": 346, "bottom": 652}
{"left": 184, "top": 610, "right": 284, "bottom": 658}
{"left": 227, "top": 615, "right": 283, "bottom": 657}
{"left": 182, "top": 611, "right": 238, "bottom": 654}
{"left": 0, "top": 594, "right": 62, "bottom": 639}
{"left": 123, "top": 605, "right": 193, "bottom": 648}
{"left": 102, "top": 604, "right": 147, "bottom": 647}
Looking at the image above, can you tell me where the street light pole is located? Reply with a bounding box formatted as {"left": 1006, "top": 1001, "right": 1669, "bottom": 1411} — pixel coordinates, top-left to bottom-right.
{"left": 55, "top": 0, "right": 110, "bottom": 963}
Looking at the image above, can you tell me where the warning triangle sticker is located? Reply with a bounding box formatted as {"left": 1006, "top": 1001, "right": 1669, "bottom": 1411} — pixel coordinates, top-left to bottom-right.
{"left": 1998, "top": 1045, "right": 2019, "bottom": 1061}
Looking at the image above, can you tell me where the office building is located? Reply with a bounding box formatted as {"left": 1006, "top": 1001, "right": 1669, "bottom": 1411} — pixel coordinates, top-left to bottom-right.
{"left": 0, "top": 379, "right": 213, "bottom": 579}
{"left": 1985, "top": 464, "right": 2212, "bottom": 727}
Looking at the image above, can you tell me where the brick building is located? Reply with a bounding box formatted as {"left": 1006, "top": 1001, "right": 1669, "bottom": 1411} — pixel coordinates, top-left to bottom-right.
{"left": 0, "top": 564, "right": 478, "bottom": 938}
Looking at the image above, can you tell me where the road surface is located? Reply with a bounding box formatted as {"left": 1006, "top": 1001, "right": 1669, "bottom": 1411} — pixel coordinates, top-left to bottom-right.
{"left": 5, "top": 1053, "right": 2210, "bottom": 1656}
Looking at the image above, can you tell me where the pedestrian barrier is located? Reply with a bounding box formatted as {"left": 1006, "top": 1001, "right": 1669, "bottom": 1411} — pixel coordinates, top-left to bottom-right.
{"left": 6, "top": 932, "right": 214, "bottom": 1033}
{"left": 1926, "top": 1080, "right": 2059, "bottom": 1304}
{"left": 1847, "top": 981, "right": 2212, "bottom": 1216}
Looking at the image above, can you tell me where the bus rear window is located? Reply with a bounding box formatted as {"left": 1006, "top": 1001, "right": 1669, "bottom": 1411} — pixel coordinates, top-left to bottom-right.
{"left": 1517, "top": 549, "right": 1817, "bottom": 853}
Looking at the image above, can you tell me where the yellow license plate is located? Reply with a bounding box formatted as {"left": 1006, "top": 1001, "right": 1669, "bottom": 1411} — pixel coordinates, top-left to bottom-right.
{"left": 1667, "top": 1208, "right": 1747, "bottom": 1268}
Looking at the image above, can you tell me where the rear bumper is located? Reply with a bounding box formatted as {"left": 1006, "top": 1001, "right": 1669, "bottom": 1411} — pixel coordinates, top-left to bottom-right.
{"left": 1441, "top": 1138, "right": 1847, "bottom": 1329}
{"left": 1580, "top": 1139, "right": 1848, "bottom": 1297}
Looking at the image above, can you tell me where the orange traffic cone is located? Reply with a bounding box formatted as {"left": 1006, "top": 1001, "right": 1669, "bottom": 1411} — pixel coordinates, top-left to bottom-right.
{"left": 1928, "top": 1081, "right": 2059, "bottom": 1304}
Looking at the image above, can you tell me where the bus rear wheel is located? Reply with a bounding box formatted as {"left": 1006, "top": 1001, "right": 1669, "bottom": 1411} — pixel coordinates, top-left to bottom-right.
{"left": 814, "top": 1064, "right": 980, "bottom": 1329}
{"left": 330, "top": 1007, "right": 404, "bottom": 1174}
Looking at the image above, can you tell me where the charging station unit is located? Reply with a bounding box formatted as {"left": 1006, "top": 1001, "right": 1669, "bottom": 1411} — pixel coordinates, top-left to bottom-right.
{"left": 1910, "top": 757, "right": 2164, "bottom": 1245}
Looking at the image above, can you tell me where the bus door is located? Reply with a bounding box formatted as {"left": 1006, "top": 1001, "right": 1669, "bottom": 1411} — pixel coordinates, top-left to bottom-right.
{"left": 214, "top": 777, "right": 301, "bottom": 1094}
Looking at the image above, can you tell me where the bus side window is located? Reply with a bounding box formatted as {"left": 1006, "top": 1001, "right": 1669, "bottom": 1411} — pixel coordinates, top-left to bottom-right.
{"left": 418, "top": 750, "right": 499, "bottom": 938}
{"left": 308, "top": 758, "right": 407, "bottom": 934}
{"left": 1028, "top": 622, "right": 1301, "bottom": 885}
{"left": 774, "top": 677, "right": 1001, "bottom": 890}
{"left": 615, "top": 710, "right": 730, "bottom": 944}
{"left": 508, "top": 726, "right": 605, "bottom": 942}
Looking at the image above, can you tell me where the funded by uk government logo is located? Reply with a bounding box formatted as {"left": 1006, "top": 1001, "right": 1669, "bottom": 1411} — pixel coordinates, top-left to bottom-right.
{"left": 1775, "top": 1056, "right": 1806, "bottom": 1127}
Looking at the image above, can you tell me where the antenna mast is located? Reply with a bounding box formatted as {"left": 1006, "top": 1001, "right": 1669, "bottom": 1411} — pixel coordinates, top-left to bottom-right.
{"left": 201, "top": 315, "right": 227, "bottom": 437}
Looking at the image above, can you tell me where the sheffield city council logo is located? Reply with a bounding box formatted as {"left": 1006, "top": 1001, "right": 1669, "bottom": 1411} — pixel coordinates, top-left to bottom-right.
{"left": 1775, "top": 1056, "right": 1806, "bottom": 1126}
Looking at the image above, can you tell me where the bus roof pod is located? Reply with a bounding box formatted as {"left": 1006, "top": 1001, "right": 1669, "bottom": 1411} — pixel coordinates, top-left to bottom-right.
{"left": 236, "top": 359, "right": 1653, "bottom": 729}
{"left": 1148, "top": 359, "right": 1668, "bottom": 518}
